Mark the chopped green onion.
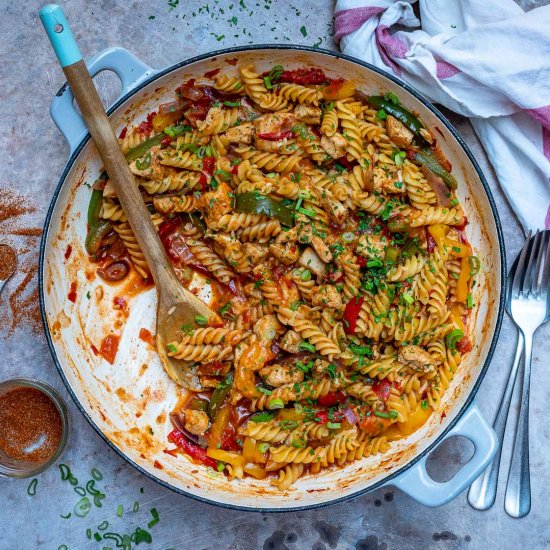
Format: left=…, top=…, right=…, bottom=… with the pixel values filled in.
left=167, top=343, right=177, bottom=354
left=258, top=387, right=273, bottom=395
left=263, top=76, right=272, bottom=90
left=298, top=341, right=316, bottom=353
left=93, top=493, right=106, bottom=508
left=402, top=293, right=414, bottom=304
left=74, top=486, right=86, bottom=497
left=257, top=442, right=270, bottom=453
left=217, top=462, right=226, bottom=472
left=250, top=411, right=276, bottom=422
left=327, top=422, right=341, bottom=429
left=421, top=400, right=429, bottom=410
left=86, top=528, right=92, bottom=539
left=164, top=124, right=192, bottom=137
left=291, top=438, right=307, bottom=448
left=135, top=151, right=152, bottom=170
left=223, top=100, right=241, bottom=108
left=342, top=232, right=355, bottom=243
left=58, top=546, right=68, bottom=550
left=349, top=343, right=372, bottom=356
left=389, top=410, right=399, bottom=419
left=74, top=497, right=92, bottom=518
left=466, top=293, right=474, bottom=309
left=268, top=398, right=285, bottom=410
left=148, top=518, right=160, bottom=529
left=374, top=411, right=391, bottom=418
left=133, top=501, right=139, bottom=513
left=94, top=532, right=102, bottom=542
left=367, top=259, right=383, bottom=268
left=91, top=468, right=103, bottom=481
left=290, top=300, right=302, bottom=311
left=278, top=420, right=299, bottom=430
left=194, top=314, right=208, bottom=326
left=27, top=478, right=38, bottom=496
left=98, top=521, right=109, bottom=531
left=117, top=504, right=123, bottom=517
left=68, top=475, right=78, bottom=486
left=446, top=329, right=464, bottom=350
left=59, top=464, right=71, bottom=481
left=60, top=513, right=72, bottom=519
left=297, top=207, right=317, bottom=218
left=300, top=25, right=307, bottom=37
left=469, top=255, right=481, bottom=276
left=376, top=109, right=387, bottom=120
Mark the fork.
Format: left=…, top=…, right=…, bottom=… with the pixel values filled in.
left=504, top=230, right=550, bottom=517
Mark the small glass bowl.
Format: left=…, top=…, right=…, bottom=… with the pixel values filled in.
left=0, top=378, right=71, bottom=478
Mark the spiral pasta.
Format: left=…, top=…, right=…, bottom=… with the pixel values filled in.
left=83, top=62, right=476, bottom=490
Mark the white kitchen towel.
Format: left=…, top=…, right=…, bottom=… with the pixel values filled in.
left=334, top=0, right=550, bottom=231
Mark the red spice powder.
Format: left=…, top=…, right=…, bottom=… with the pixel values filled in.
left=0, top=387, right=62, bottom=463
left=0, top=188, right=43, bottom=335
left=0, top=244, right=16, bottom=280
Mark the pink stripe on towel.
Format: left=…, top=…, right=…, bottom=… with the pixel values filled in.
left=334, top=6, right=384, bottom=42
left=527, top=105, right=550, bottom=131
left=545, top=204, right=550, bottom=229
left=436, top=59, right=461, bottom=79
left=375, top=25, right=408, bottom=75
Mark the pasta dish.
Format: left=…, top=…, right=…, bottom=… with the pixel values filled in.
left=84, top=63, right=479, bottom=490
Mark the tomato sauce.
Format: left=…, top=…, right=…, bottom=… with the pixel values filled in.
left=100, top=334, right=120, bottom=364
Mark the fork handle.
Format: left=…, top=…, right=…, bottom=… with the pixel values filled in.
left=467, top=331, right=524, bottom=510
left=504, top=328, right=533, bottom=518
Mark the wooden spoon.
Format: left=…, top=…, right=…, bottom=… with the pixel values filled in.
left=40, top=5, right=218, bottom=390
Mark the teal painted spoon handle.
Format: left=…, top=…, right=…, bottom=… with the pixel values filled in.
left=40, top=4, right=83, bottom=67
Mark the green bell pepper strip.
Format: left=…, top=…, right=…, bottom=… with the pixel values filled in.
left=85, top=220, right=112, bottom=255
left=125, top=133, right=164, bottom=162
left=208, top=372, right=234, bottom=421
left=384, top=244, right=401, bottom=264
left=87, top=189, right=103, bottom=228
left=368, top=96, right=426, bottom=139
left=401, top=238, right=421, bottom=258
left=415, top=148, right=458, bottom=190
left=387, top=218, right=409, bottom=233
left=235, top=192, right=294, bottom=227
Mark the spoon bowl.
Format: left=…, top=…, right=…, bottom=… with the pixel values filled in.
left=0, top=244, right=17, bottom=294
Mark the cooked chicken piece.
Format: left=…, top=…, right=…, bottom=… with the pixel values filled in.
left=243, top=282, right=263, bottom=301
left=269, top=240, right=300, bottom=265
left=184, top=409, right=210, bottom=436
left=311, top=285, right=344, bottom=310
left=199, top=182, right=234, bottom=226
left=294, top=104, right=322, bottom=125
left=356, top=233, right=388, bottom=259
left=129, top=146, right=166, bottom=181
left=224, top=123, right=254, bottom=144
left=298, top=247, right=327, bottom=277
left=311, top=236, right=333, bottom=263
left=386, top=115, right=414, bottom=149
left=242, top=242, right=269, bottom=264
left=419, top=128, right=435, bottom=145
left=372, top=164, right=405, bottom=195
left=102, top=178, right=117, bottom=199
left=320, top=132, right=347, bottom=159
left=280, top=330, right=302, bottom=353
left=259, top=363, right=304, bottom=387
left=255, top=136, right=296, bottom=153
left=319, top=188, right=347, bottom=224
left=254, top=112, right=296, bottom=135
left=254, top=314, right=284, bottom=341
left=199, top=376, right=221, bottom=389
left=398, top=345, right=435, bottom=373
left=313, top=358, right=331, bottom=374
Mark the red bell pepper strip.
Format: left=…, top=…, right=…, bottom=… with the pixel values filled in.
left=256, top=130, right=293, bottom=141
left=199, top=156, right=216, bottom=191
left=343, top=296, right=365, bottom=335
left=372, top=379, right=391, bottom=402
left=317, top=391, right=346, bottom=407
left=425, top=227, right=436, bottom=254
left=168, top=429, right=218, bottom=469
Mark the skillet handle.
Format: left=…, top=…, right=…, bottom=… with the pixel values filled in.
left=387, top=402, right=497, bottom=507
left=49, top=47, right=155, bottom=154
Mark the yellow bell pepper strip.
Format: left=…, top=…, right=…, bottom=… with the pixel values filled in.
left=455, top=256, right=471, bottom=303
left=208, top=405, right=230, bottom=449
left=427, top=224, right=450, bottom=248
left=445, top=238, right=471, bottom=258
left=449, top=303, right=465, bottom=331
left=206, top=448, right=245, bottom=468
left=235, top=341, right=275, bottom=399
left=243, top=463, right=267, bottom=479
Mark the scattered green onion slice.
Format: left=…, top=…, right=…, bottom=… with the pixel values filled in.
left=250, top=411, right=275, bottom=422
left=27, top=478, right=38, bottom=496
left=91, top=468, right=103, bottom=481
left=94, top=532, right=102, bottom=542
left=74, top=486, right=86, bottom=497
left=59, top=464, right=71, bottom=481
left=258, top=387, right=272, bottom=395
left=466, top=293, right=474, bottom=309
left=374, top=411, right=391, bottom=418
left=298, top=341, right=316, bottom=353
left=103, top=533, right=123, bottom=546
left=342, top=232, right=355, bottom=243
left=446, top=329, right=464, bottom=350
left=327, top=422, right=341, bottom=429
left=267, top=398, right=285, bottom=410
left=93, top=493, right=106, bottom=508
left=402, top=293, right=414, bottom=304
left=367, top=259, right=383, bottom=268
left=98, top=521, right=109, bottom=531
left=74, top=496, right=92, bottom=518
left=257, top=442, right=270, bottom=453
left=117, top=504, right=123, bottom=517
left=299, top=269, right=312, bottom=281
left=349, top=343, right=372, bottom=356
left=58, top=545, right=68, bottom=550
left=291, top=438, right=307, bottom=449
left=133, top=501, right=139, bottom=513
left=194, top=314, right=208, bottom=326
left=86, top=480, right=100, bottom=495
left=68, top=475, right=78, bottom=486
left=60, top=513, right=72, bottom=519
left=278, top=420, right=299, bottom=430
left=148, top=518, right=160, bottom=529
left=86, top=528, right=92, bottom=539
left=469, top=255, right=481, bottom=276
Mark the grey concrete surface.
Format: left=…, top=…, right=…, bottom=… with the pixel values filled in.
left=0, top=1, right=547, bottom=548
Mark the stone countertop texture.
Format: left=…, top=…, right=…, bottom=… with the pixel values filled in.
left=0, top=1, right=548, bottom=548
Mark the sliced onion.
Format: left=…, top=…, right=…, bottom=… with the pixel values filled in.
left=342, top=232, right=355, bottom=243
left=159, top=99, right=186, bottom=115
left=178, top=82, right=204, bottom=101
left=343, top=407, right=359, bottom=425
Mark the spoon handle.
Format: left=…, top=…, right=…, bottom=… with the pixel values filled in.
left=39, top=5, right=174, bottom=292
left=504, top=328, right=532, bottom=518
left=467, top=331, right=523, bottom=510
